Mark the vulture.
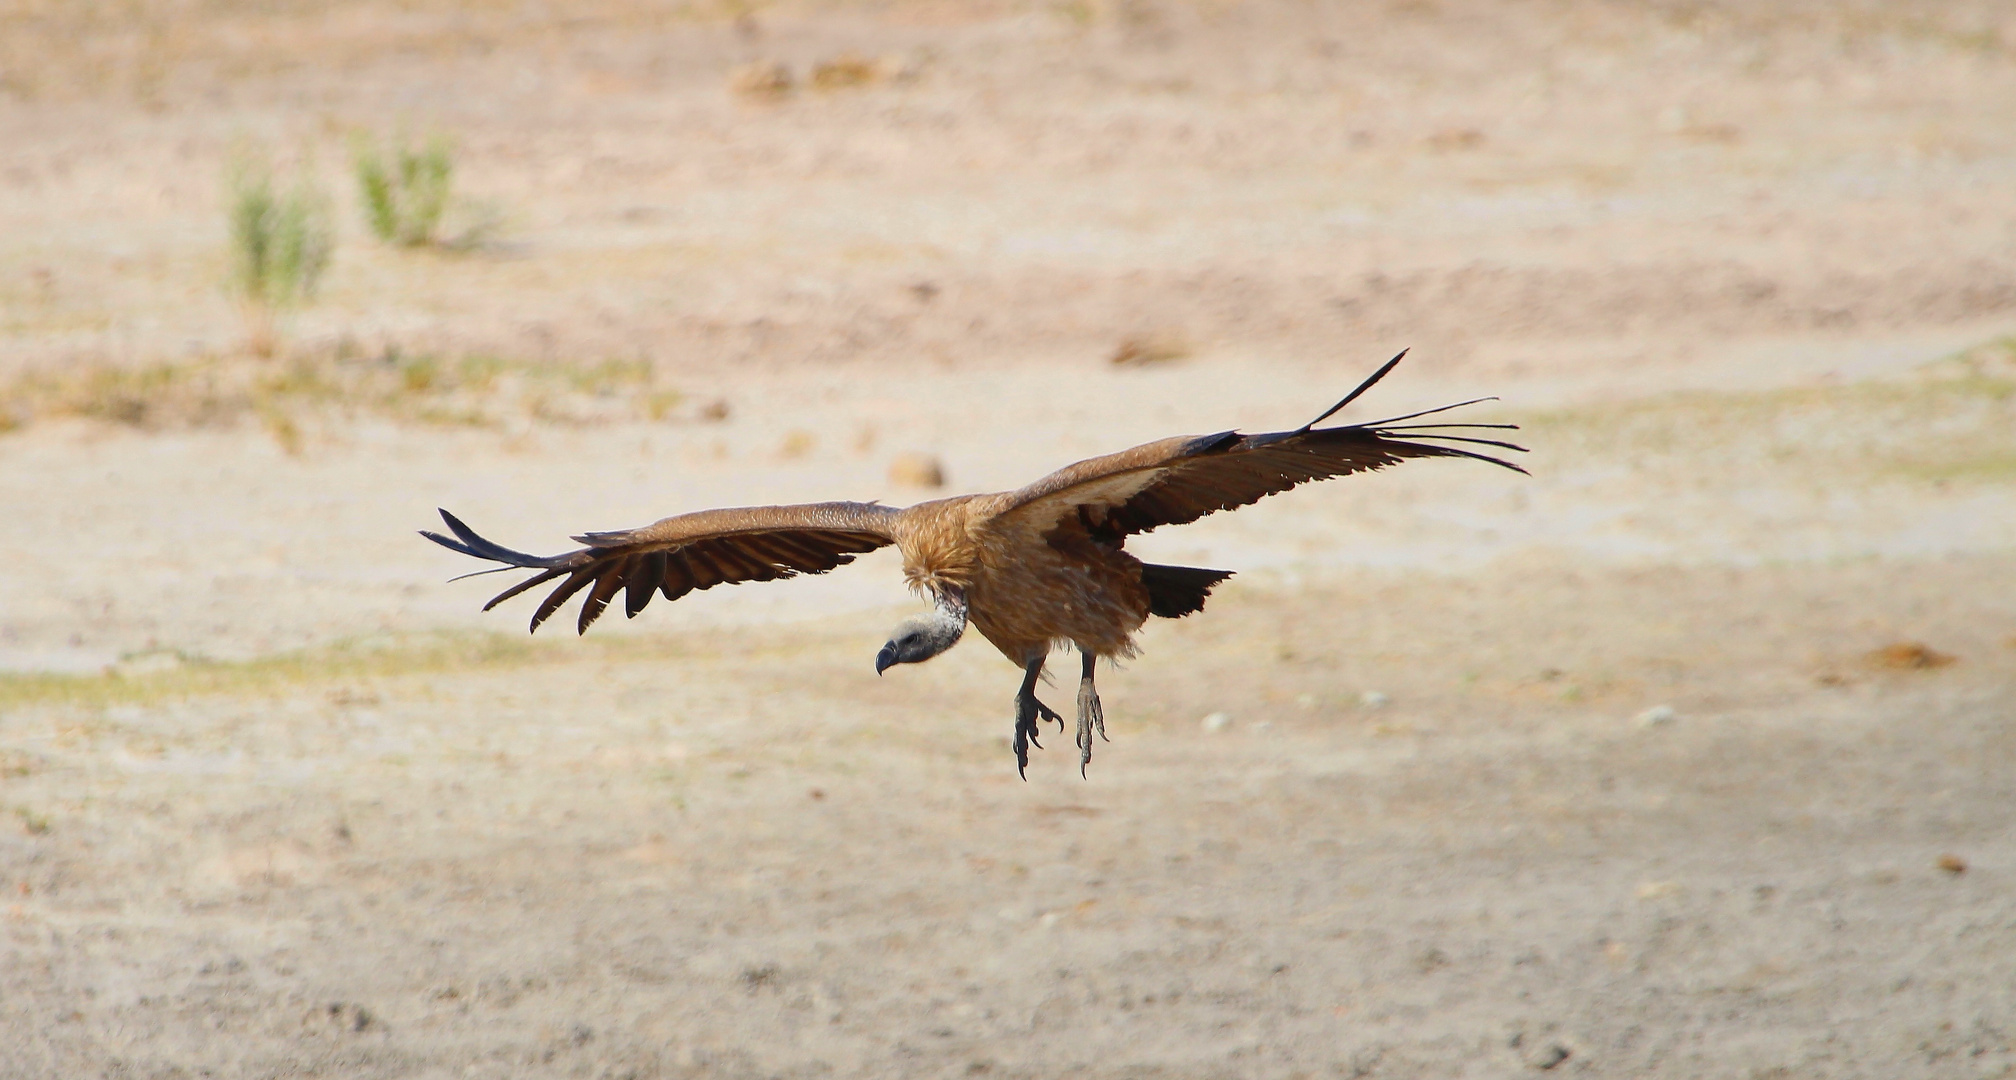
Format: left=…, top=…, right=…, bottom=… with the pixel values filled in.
left=422, top=352, right=1526, bottom=776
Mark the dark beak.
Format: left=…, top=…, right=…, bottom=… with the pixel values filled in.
left=875, top=643, right=897, bottom=675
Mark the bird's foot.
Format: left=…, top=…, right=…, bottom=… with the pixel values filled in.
left=1074, top=679, right=1107, bottom=777
left=1013, top=691, right=1065, bottom=779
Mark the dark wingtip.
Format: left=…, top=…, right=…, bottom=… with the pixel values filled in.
left=427, top=509, right=575, bottom=570
left=437, top=507, right=480, bottom=544
left=419, top=528, right=477, bottom=557
left=1297, top=348, right=1410, bottom=434
left=1427, top=444, right=1530, bottom=475
left=1360, top=396, right=1499, bottom=428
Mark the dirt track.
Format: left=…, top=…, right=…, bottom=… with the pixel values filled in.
left=3, top=2, right=2015, bottom=1077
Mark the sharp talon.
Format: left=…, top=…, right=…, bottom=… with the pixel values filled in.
left=1013, top=675, right=1062, bottom=775
left=1074, top=674, right=1106, bottom=775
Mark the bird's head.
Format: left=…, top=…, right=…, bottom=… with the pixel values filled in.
left=876, top=586, right=967, bottom=674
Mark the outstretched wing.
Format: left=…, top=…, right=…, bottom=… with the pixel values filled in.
left=992, top=351, right=1527, bottom=542
left=421, top=502, right=900, bottom=635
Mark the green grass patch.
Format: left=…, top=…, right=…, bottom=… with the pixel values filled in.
left=354, top=131, right=453, bottom=247
left=228, top=154, right=333, bottom=311
left=1516, top=367, right=2016, bottom=481
left=0, top=624, right=802, bottom=713
left=1522, top=370, right=2016, bottom=438
left=0, top=345, right=697, bottom=442
left=352, top=129, right=501, bottom=250
left=0, top=632, right=554, bottom=712
left=226, top=151, right=334, bottom=357
left=1885, top=450, right=2016, bottom=485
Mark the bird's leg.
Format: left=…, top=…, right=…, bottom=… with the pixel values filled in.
left=1075, top=647, right=1107, bottom=777
left=1013, top=655, right=1064, bottom=779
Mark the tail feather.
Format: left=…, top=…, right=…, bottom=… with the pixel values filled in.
left=1141, top=563, right=1234, bottom=619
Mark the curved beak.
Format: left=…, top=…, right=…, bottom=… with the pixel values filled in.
left=875, top=643, right=897, bottom=675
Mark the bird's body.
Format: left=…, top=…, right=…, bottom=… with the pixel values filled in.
left=895, top=491, right=1153, bottom=661
left=423, top=354, right=1525, bottom=775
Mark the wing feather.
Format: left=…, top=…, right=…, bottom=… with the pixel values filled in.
left=684, top=545, right=728, bottom=590
left=482, top=566, right=567, bottom=612
left=422, top=501, right=899, bottom=635
left=530, top=566, right=599, bottom=634
left=990, top=362, right=1526, bottom=543
left=577, top=557, right=633, bottom=634
left=659, top=556, right=696, bottom=602
left=626, top=551, right=667, bottom=618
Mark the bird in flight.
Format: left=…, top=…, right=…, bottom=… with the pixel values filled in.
left=422, top=352, right=1525, bottom=776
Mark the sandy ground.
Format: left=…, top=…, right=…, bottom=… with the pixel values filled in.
left=3, top=1, right=2016, bottom=1076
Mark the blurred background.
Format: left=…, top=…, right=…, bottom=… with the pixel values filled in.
left=2, top=1, right=2013, bottom=1076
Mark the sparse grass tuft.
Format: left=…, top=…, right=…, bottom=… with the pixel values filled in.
left=0, top=632, right=547, bottom=712
left=0, top=346, right=701, bottom=444
left=227, top=153, right=333, bottom=356
left=351, top=130, right=497, bottom=249
left=0, top=627, right=749, bottom=713
left=353, top=131, right=453, bottom=246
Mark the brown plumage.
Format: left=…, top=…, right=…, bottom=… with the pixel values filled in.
left=422, top=352, right=1526, bottom=776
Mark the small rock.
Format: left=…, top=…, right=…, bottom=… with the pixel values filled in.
left=1867, top=641, right=1954, bottom=670
left=809, top=53, right=884, bottom=90
left=318, top=1002, right=372, bottom=1032
left=1426, top=128, right=1486, bottom=152
left=1109, top=333, right=1189, bottom=367
left=1634, top=704, right=1677, bottom=728
left=1358, top=690, right=1390, bottom=709
left=1937, top=853, right=1968, bottom=875
left=888, top=451, right=946, bottom=488
left=1534, top=1043, right=1572, bottom=1070
left=778, top=430, right=814, bottom=459
left=728, top=60, right=792, bottom=99
left=1201, top=711, right=1233, bottom=733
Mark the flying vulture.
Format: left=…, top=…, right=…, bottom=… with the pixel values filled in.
left=422, top=352, right=1526, bottom=776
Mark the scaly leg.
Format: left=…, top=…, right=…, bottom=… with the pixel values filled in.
left=1075, top=647, right=1107, bottom=777
left=1013, top=656, right=1065, bottom=779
